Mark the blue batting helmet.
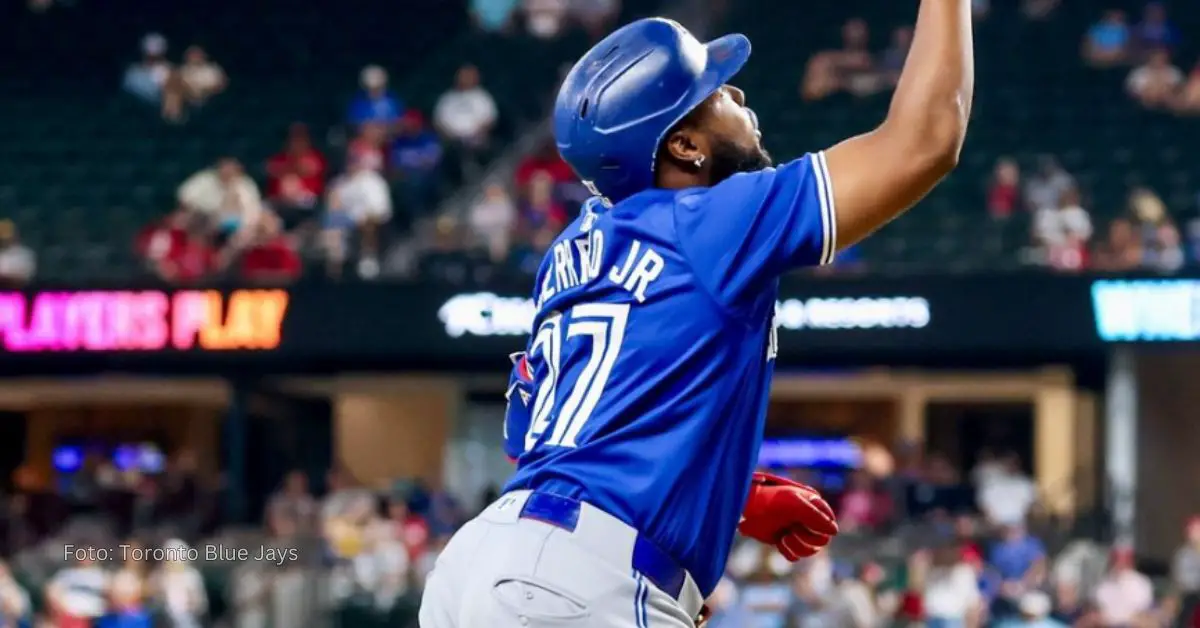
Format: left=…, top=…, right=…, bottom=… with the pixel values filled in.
left=553, top=18, right=751, bottom=203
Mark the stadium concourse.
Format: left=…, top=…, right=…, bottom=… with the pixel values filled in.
left=0, top=0, right=1197, bottom=627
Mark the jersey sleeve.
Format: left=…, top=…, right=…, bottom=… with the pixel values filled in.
left=674, top=152, right=837, bottom=309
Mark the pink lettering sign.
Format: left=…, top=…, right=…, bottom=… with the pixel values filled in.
left=0, top=291, right=172, bottom=353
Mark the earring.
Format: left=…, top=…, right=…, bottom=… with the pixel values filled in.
left=693, top=156, right=705, bottom=169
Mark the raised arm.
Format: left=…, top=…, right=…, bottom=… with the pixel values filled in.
left=824, top=0, right=975, bottom=248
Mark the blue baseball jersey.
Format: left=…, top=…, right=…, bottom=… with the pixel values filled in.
left=502, top=152, right=837, bottom=596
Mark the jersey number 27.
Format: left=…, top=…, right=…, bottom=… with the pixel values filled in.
left=525, top=303, right=630, bottom=452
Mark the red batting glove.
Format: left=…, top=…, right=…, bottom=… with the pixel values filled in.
left=738, top=471, right=838, bottom=561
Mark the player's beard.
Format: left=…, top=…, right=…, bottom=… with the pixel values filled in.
left=708, top=137, right=773, bottom=186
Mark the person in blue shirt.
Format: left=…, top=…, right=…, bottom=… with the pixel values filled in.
left=1134, top=3, right=1179, bottom=55
left=1084, top=10, right=1130, bottom=66
left=988, top=525, right=1047, bottom=620
left=347, top=65, right=403, bottom=129
left=421, top=8, right=974, bottom=627
left=389, top=110, right=443, bottom=215
left=471, top=0, right=519, bottom=32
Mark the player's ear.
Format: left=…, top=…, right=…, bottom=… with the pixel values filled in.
left=662, top=128, right=708, bottom=174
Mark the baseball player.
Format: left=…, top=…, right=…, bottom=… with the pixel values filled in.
left=421, top=4, right=974, bottom=626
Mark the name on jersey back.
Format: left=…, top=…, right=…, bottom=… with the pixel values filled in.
left=537, top=228, right=665, bottom=310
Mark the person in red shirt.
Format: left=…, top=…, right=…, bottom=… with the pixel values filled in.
left=135, top=209, right=216, bottom=283
left=240, top=212, right=302, bottom=283
left=987, top=158, right=1022, bottom=219
left=266, top=123, right=327, bottom=198
left=515, top=140, right=576, bottom=198
left=388, top=498, right=430, bottom=564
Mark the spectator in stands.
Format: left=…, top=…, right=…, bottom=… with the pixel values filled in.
left=988, top=525, right=1048, bottom=620
left=1023, top=156, right=1074, bottom=212
left=1093, top=218, right=1144, bottom=271
left=469, top=182, right=516, bottom=263
left=1034, top=186, right=1092, bottom=272
left=239, top=212, right=303, bottom=283
left=177, top=157, right=263, bottom=240
left=1130, top=186, right=1185, bottom=273
left=322, top=467, right=374, bottom=525
left=837, top=470, right=891, bottom=532
left=978, top=453, right=1037, bottom=528
left=0, top=563, right=29, bottom=628
left=348, top=65, right=404, bottom=129
left=267, top=470, right=318, bottom=533
left=913, top=545, right=984, bottom=628
left=389, top=110, right=443, bottom=216
left=880, top=26, right=913, bottom=87
left=0, top=220, right=35, bottom=287
left=1082, top=10, right=1131, bottom=67
left=1176, top=517, right=1200, bottom=627
left=988, top=158, right=1023, bottom=219
left=1152, top=222, right=1185, bottom=273
left=972, top=449, right=1006, bottom=488
left=522, top=0, right=568, bottom=39
left=802, top=19, right=882, bottom=101
left=136, top=210, right=216, bottom=283
left=1133, top=2, right=1179, bottom=57
left=110, top=544, right=152, bottom=628
left=833, top=561, right=894, bottom=628
left=348, top=121, right=388, bottom=174
left=178, top=45, right=227, bottom=107
left=47, top=552, right=108, bottom=626
left=326, top=152, right=392, bottom=278
left=123, top=33, right=186, bottom=122
left=155, top=539, right=208, bottom=628
left=515, top=140, right=576, bottom=200
left=1173, top=61, right=1200, bottom=114
left=1126, top=49, right=1183, bottom=110
left=520, top=171, right=568, bottom=234
left=572, top=0, right=620, bottom=40
left=1090, top=546, right=1154, bottom=627
left=269, top=174, right=321, bottom=238
left=434, top=64, right=498, bottom=170
left=267, top=123, right=327, bottom=201
left=471, top=0, right=519, bottom=32
left=385, top=497, right=429, bottom=565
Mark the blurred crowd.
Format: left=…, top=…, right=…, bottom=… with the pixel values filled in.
left=108, top=0, right=621, bottom=287
left=13, top=0, right=1200, bottom=286
left=0, top=448, right=484, bottom=627
left=706, top=446, right=1200, bottom=628
left=799, top=3, right=1200, bottom=278
left=6, top=440, right=1200, bottom=627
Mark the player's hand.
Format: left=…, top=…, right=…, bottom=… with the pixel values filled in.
left=738, top=471, right=838, bottom=561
